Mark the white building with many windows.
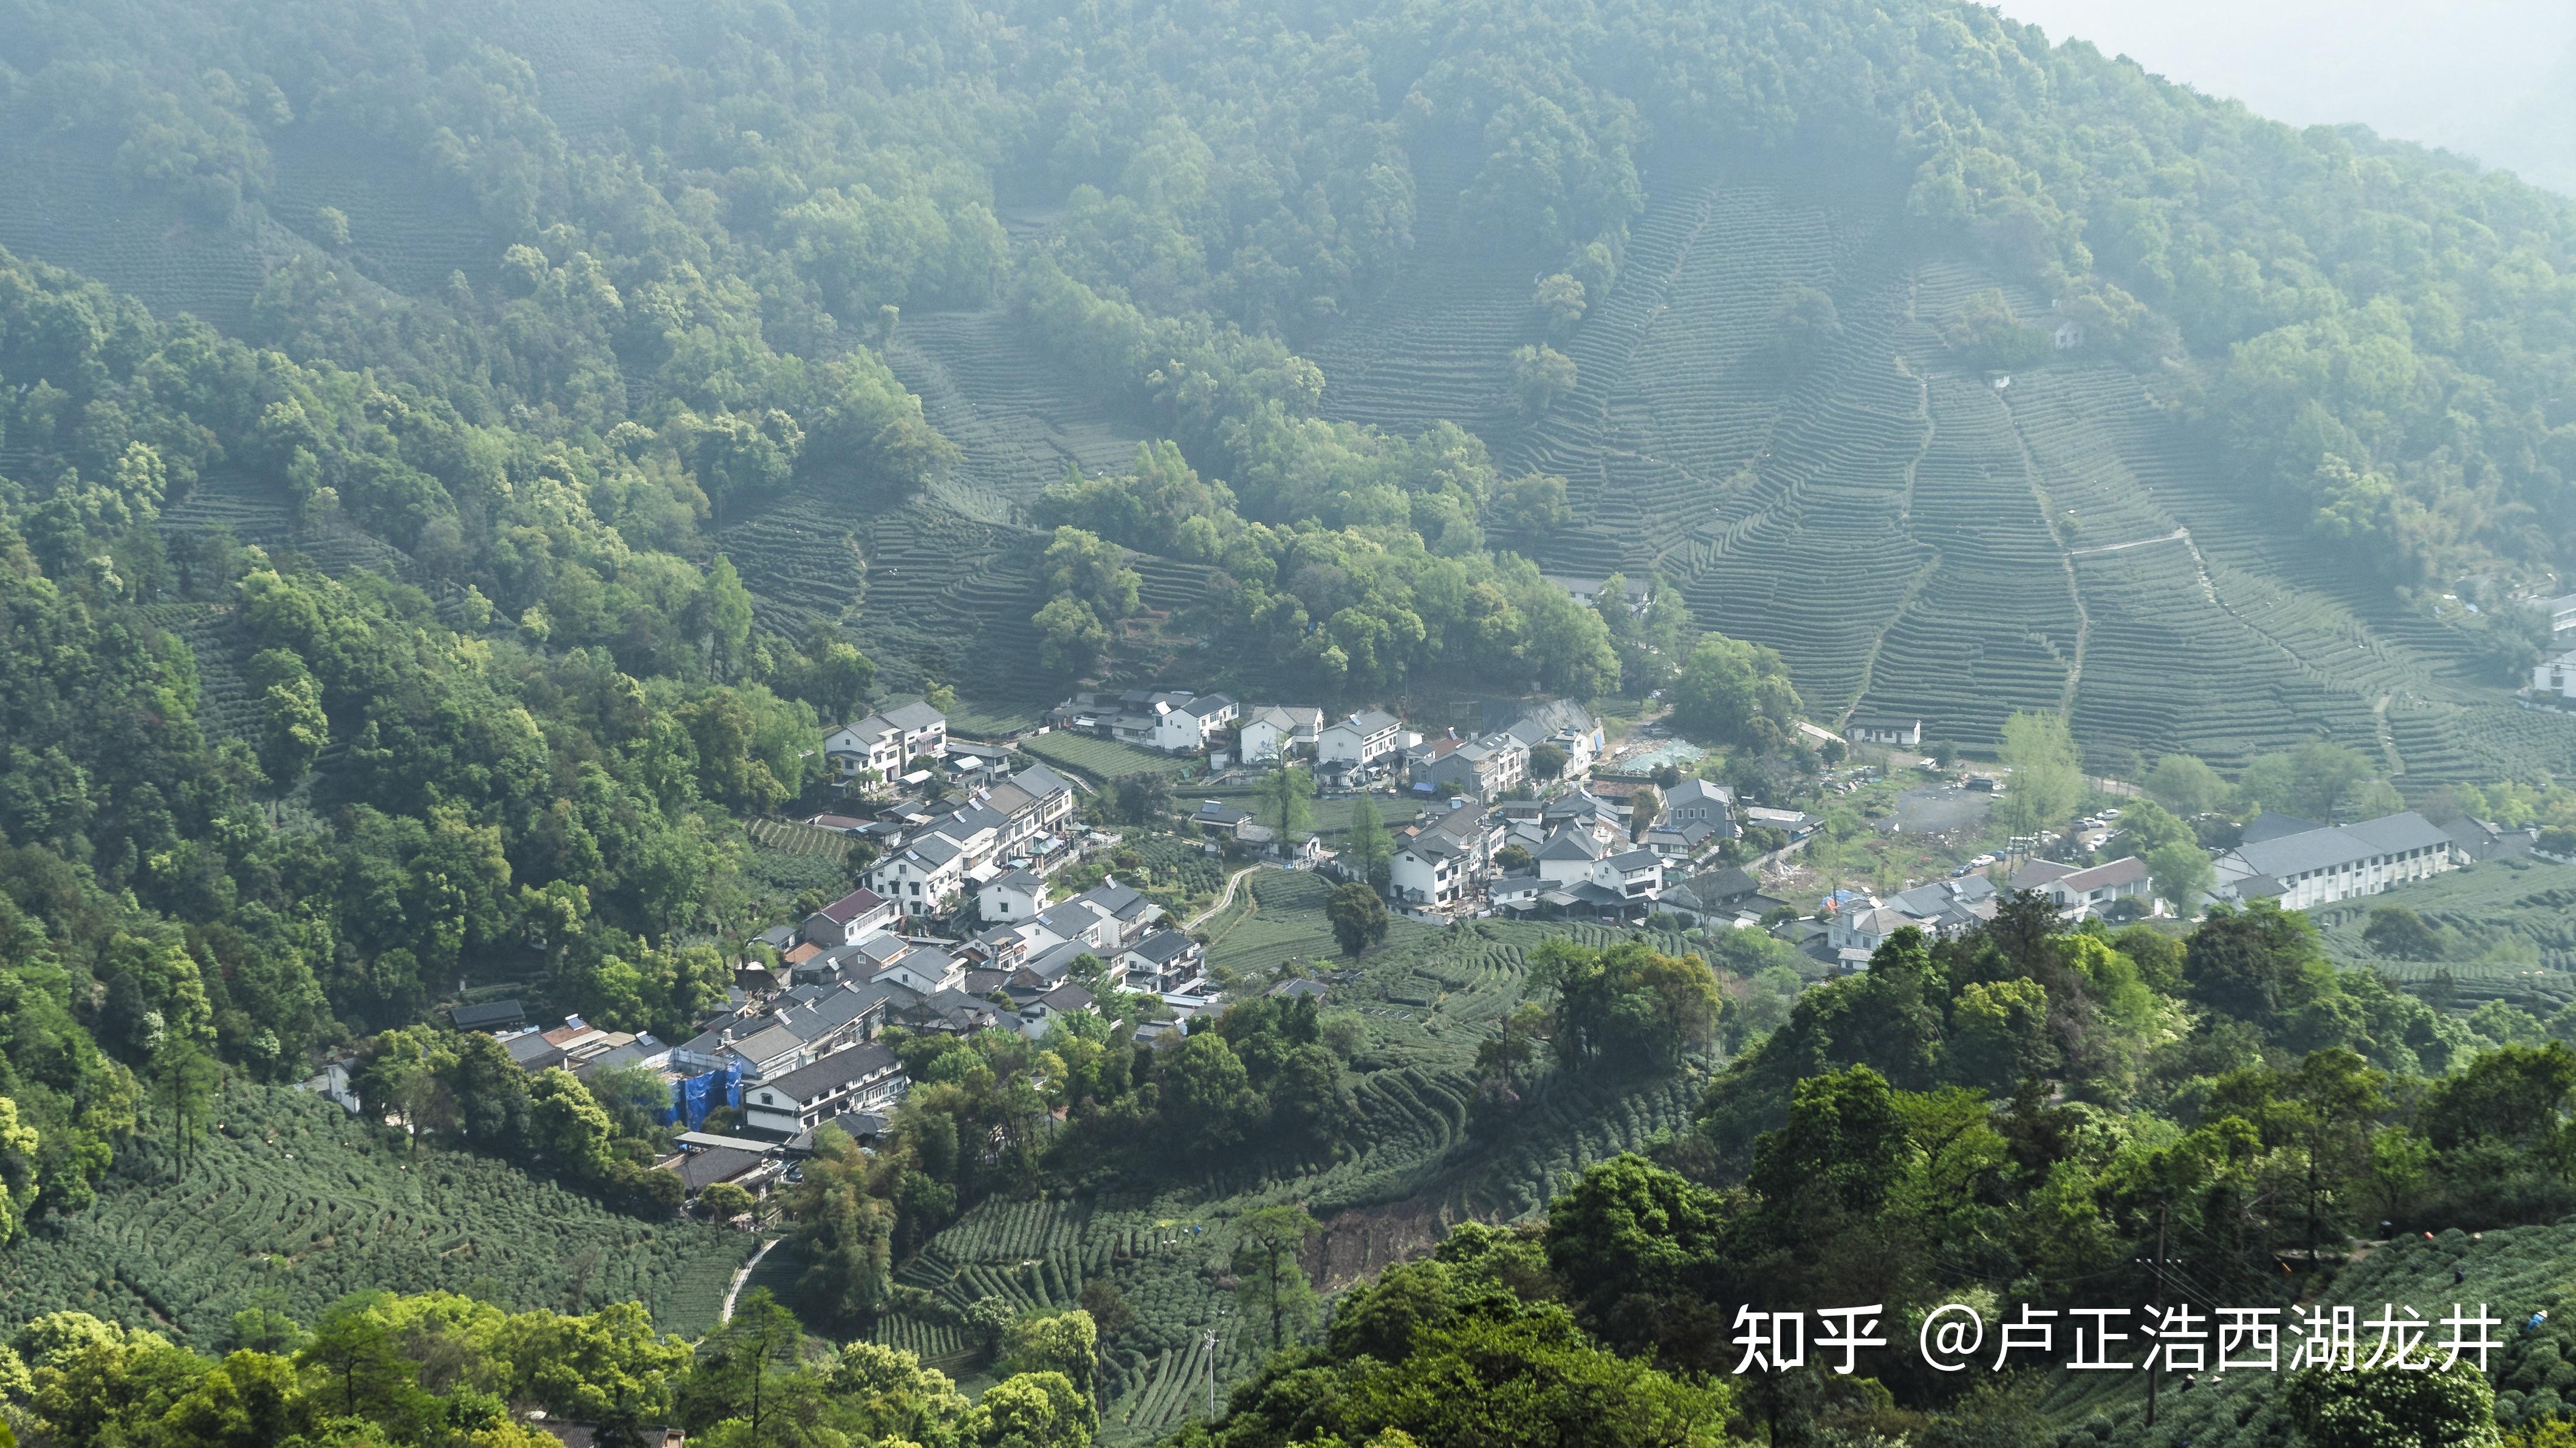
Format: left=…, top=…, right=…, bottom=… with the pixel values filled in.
left=821, top=702, right=948, bottom=781
left=2213, top=811, right=2458, bottom=910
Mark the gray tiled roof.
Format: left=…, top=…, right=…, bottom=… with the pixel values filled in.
left=1076, top=883, right=1151, bottom=920
left=2343, top=811, right=2453, bottom=855
left=1536, top=828, right=1605, bottom=861
left=882, top=700, right=947, bottom=731
left=725, top=1023, right=805, bottom=1066
left=2232, top=812, right=2448, bottom=879
left=671, top=1146, right=767, bottom=1193
left=1126, top=931, right=1199, bottom=964
left=2239, top=811, right=2326, bottom=845
left=756, top=1042, right=900, bottom=1104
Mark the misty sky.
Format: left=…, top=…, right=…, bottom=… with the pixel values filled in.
left=1993, top=0, right=2576, bottom=194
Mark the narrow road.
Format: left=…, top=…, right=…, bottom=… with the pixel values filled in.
left=722, top=1236, right=784, bottom=1322
left=1187, top=864, right=1262, bottom=931
left=2068, top=526, right=2190, bottom=557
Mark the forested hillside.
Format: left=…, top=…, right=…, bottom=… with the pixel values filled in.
left=0, top=0, right=2572, bottom=768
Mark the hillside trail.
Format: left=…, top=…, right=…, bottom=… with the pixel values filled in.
left=722, top=1236, right=784, bottom=1322
left=1187, top=864, right=1263, bottom=930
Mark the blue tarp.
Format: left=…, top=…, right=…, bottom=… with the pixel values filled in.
left=668, top=1063, right=746, bottom=1129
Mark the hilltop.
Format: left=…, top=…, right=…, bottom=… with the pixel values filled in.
left=0, top=0, right=2571, bottom=778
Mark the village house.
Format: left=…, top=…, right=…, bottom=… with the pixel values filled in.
left=1541, top=790, right=1628, bottom=847
left=1843, top=714, right=1924, bottom=748
left=1482, top=698, right=1605, bottom=777
left=1827, top=904, right=1914, bottom=957
left=1404, top=730, right=1529, bottom=797
left=1236, top=705, right=1325, bottom=762
left=2535, top=647, right=2576, bottom=702
left=1016, top=983, right=1098, bottom=1039
left=1654, top=867, right=1780, bottom=927
left=1388, top=797, right=1501, bottom=914
left=742, top=1041, right=907, bottom=1136
left=1023, top=882, right=1163, bottom=955
left=1118, top=930, right=1205, bottom=993
left=1048, top=689, right=1235, bottom=752
left=660, top=1142, right=778, bottom=1200
left=801, top=887, right=896, bottom=948
left=2212, top=811, right=2457, bottom=910
left=1518, top=822, right=1663, bottom=909
left=1885, top=874, right=2001, bottom=935
left=976, top=869, right=1050, bottom=923
left=821, top=701, right=948, bottom=782
left=1153, top=693, right=1238, bottom=753
left=869, top=833, right=970, bottom=916
left=1319, top=708, right=1405, bottom=767
left=866, top=941, right=965, bottom=996
left=1660, top=778, right=1735, bottom=832
left=1191, top=799, right=1257, bottom=839
left=979, top=762, right=1079, bottom=855
left=770, top=980, right=895, bottom=1056
left=1542, top=574, right=1651, bottom=615
left=2012, top=856, right=2151, bottom=915
left=680, top=1018, right=807, bottom=1079
left=1643, top=816, right=1727, bottom=870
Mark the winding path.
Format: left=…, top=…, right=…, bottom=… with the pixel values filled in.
left=721, top=1236, right=784, bottom=1323
left=1187, top=864, right=1263, bottom=931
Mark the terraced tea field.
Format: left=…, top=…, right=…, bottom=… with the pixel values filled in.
left=1284, top=157, right=2576, bottom=773
left=847, top=895, right=1721, bottom=1440
left=2311, top=856, right=2576, bottom=989
left=2046, top=1220, right=2576, bottom=1438
left=266, top=126, right=501, bottom=296
left=882, top=309, right=1155, bottom=522
left=0, top=127, right=278, bottom=332
left=747, top=818, right=857, bottom=862
left=0, top=1085, right=752, bottom=1345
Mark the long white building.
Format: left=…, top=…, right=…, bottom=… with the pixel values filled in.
left=2212, top=811, right=2457, bottom=910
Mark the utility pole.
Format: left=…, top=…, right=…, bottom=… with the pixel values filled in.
left=1204, top=1328, right=1219, bottom=1419
left=2146, top=1203, right=2169, bottom=1429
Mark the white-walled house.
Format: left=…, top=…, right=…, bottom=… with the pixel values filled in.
left=1151, top=694, right=1239, bottom=753
left=976, top=869, right=1050, bottom=923
left=1320, top=709, right=1404, bottom=765
left=1118, top=931, right=1205, bottom=992
left=868, top=834, right=968, bottom=916
left=1534, top=825, right=1607, bottom=886
left=801, top=888, right=897, bottom=948
left=1391, top=833, right=1475, bottom=911
left=1238, top=705, right=1325, bottom=762
left=2537, top=648, right=2576, bottom=701
left=822, top=702, right=948, bottom=781
left=1843, top=714, right=1923, bottom=747
left=2011, top=856, right=2150, bottom=914
left=1827, top=904, right=1913, bottom=955
left=1484, top=698, right=1605, bottom=777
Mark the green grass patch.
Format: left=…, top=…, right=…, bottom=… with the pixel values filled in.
left=1022, top=732, right=1195, bottom=782
left=947, top=698, right=1043, bottom=739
